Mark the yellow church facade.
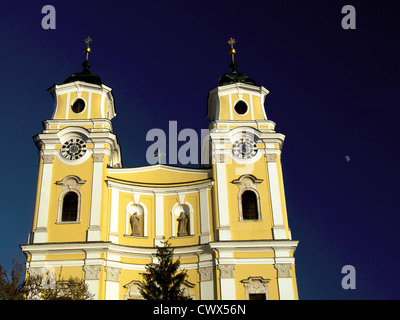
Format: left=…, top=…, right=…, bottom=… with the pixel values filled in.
left=21, top=39, right=299, bottom=300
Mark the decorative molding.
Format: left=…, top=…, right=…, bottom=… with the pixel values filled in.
left=83, top=265, right=101, bottom=280
left=198, top=266, right=214, bottom=281
left=27, top=267, right=42, bottom=277
left=265, top=153, right=277, bottom=162
left=241, top=276, right=270, bottom=300
left=105, top=267, right=121, bottom=282
left=213, top=154, right=226, bottom=164
left=55, top=176, right=85, bottom=223
left=232, top=174, right=263, bottom=190
left=123, top=280, right=143, bottom=300
left=92, top=153, right=105, bottom=162
left=181, top=280, right=196, bottom=300
left=42, top=155, right=55, bottom=164
left=56, top=175, right=86, bottom=192
left=218, top=264, right=235, bottom=278
left=275, top=264, right=292, bottom=278
left=232, top=174, right=262, bottom=221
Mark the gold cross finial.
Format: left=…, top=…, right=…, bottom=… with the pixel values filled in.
left=154, top=149, right=166, bottom=164
left=228, top=37, right=236, bottom=63
left=84, top=36, right=93, bottom=61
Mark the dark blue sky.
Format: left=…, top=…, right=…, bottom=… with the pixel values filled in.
left=0, top=0, right=399, bottom=299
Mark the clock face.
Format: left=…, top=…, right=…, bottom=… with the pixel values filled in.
left=61, top=138, right=87, bottom=160
left=232, top=138, right=258, bottom=159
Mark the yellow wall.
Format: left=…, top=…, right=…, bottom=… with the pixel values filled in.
left=234, top=264, right=279, bottom=300
left=46, top=157, right=94, bottom=242
left=53, top=92, right=104, bottom=120
left=223, top=157, right=274, bottom=240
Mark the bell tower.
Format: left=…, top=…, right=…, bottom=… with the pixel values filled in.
left=207, top=38, right=298, bottom=299
left=29, top=37, right=121, bottom=244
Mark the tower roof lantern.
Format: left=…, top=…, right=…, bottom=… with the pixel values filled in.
left=63, top=36, right=102, bottom=85
left=218, top=37, right=256, bottom=87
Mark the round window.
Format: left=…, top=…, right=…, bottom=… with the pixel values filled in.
left=234, top=101, right=248, bottom=115
left=71, top=98, right=86, bottom=114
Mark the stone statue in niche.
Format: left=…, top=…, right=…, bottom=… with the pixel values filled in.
left=130, top=212, right=140, bottom=236
left=177, top=211, right=188, bottom=237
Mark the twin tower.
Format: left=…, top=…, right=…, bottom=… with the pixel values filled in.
left=21, top=39, right=299, bottom=300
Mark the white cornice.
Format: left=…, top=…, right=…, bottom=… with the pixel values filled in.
left=106, top=178, right=214, bottom=195
left=208, top=83, right=269, bottom=97
left=21, top=241, right=213, bottom=262
left=209, top=240, right=299, bottom=252
left=48, top=81, right=113, bottom=95
left=108, top=164, right=212, bottom=175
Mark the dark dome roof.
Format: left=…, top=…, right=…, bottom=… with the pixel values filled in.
left=218, top=62, right=256, bottom=86
left=63, top=60, right=102, bottom=85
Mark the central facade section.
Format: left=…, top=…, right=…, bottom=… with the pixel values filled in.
left=21, top=40, right=299, bottom=300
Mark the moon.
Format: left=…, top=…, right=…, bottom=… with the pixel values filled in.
left=345, top=155, right=351, bottom=162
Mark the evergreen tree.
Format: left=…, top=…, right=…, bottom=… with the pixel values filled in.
left=140, top=239, right=189, bottom=300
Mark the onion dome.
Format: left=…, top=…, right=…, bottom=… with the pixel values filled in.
left=63, top=37, right=102, bottom=85
left=218, top=38, right=256, bottom=86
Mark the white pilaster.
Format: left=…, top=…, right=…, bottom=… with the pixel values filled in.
left=198, top=266, right=215, bottom=300
left=275, top=264, right=295, bottom=300
left=87, top=153, right=104, bottom=241
left=218, top=264, right=236, bottom=300
left=83, top=265, right=101, bottom=300
left=154, top=193, right=164, bottom=246
left=33, top=154, right=54, bottom=243
left=199, top=189, right=211, bottom=244
left=109, top=188, right=119, bottom=244
left=105, top=267, right=121, bottom=300
left=214, top=155, right=231, bottom=240
left=266, top=154, right=287, bottom=239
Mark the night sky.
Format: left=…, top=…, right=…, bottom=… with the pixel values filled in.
left=0, top=0, right=399, bottom=299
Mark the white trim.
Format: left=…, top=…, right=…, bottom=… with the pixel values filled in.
left=100, top=90, right=105, bottom=118
left=154, top=194, right=164, bottom=246
left=220, top=278, right=236, bottom=299
left=87, top=155, right=104, bottom=241
left=108, top=164, right=212, bottom=175
left=267, top=160, right=286, bottom=239
left=65, top=92, right=70, bottom=119
left=228, top=93, right=233, bottom=120
left=109, top=188, right=119, bottom=243
left=87, top=92, right=92, bottom=118
left=215, top=159, right=231, bottom=240
left=249, top=94, right=254, bottom=120
left=209, top=119, right=277, bottom=132
left=199, top=189, right=211, bottom=244
left=277, top=278, right=295, bottom=300
left=105, top=280, right=120, bottom=300
left=33, top=155, right=54, bottom=243
left=105, top=179, right=213, bottom=196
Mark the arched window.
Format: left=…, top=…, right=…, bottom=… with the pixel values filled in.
left=56, top=176, right=85, bottom=223
left=61, top=192, right=78, bottom=222
left=242, top=190, right=259, bottom=220
left=232, top=175, right=262, bottom=221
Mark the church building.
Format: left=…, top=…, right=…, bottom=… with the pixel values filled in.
left=21, top=38, right=299, bottom=300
